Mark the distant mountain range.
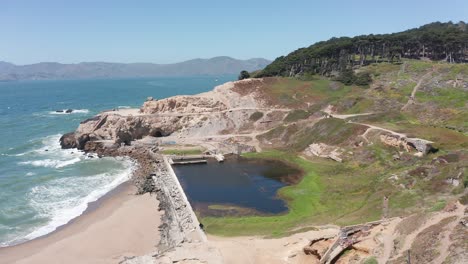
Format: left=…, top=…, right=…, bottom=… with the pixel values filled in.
left=0, top=57, right=271, bottom=81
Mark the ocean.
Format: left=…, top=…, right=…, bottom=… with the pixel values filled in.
left=0, top=75, right=235, bottom=246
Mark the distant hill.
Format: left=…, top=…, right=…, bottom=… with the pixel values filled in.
left=259, top=21, right=468, bottom=78
left=0, top=57, right=271, bottom=81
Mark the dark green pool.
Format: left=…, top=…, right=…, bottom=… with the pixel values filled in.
left=172, top=156, right=302, bottom=216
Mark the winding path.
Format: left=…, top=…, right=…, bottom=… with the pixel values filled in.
left=106, top=107, right=291, bottom=118
left=401, top=67, right=435, bottom=111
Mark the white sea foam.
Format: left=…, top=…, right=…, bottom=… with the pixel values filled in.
left=48, top=109, right=89, bottom=115
left=22, top=159, right=134, bottom=242
left=118, top=106, right=131, bottom=109
left=1, top=152, right=28, bottom=157
left=2, top=133, right=134, bottom=246
left=18, top=134, right=84, bottom=168
left=20, top=157, right=81, bottom=169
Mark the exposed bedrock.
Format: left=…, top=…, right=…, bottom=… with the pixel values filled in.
left=379, top=133, right=437, bottom=155
left=59, top=132, right=90, bottom=149
left=59, top=79, right=273, bottom=151
left=60, top=114, right=177, bottom=150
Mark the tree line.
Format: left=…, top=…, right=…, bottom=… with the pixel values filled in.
left=257, top=21, right=468, bottom=82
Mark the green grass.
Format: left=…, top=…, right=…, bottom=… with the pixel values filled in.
left=284, top=109, right=310, bottom=122
left=199, top=62, right=468, bottom=237
left=257, top=125, right=286, bottom=141
left=363, top=257, right=378, bottom=264
left=360, top=118, right=468, bottom=150
left=265, top=77, right=358, bottom=107
left=201, top=151, right=385, bottom=237
left=290, top=118, right=366, bottom=151
left=364, top=62, right=401, bottom=76
left=416, top=88, right=468, bottom=108
left=201, top=151, right=324, bottom=237
left=406, top=60, right=433, bottom=73
left=439, top=63, right=468, bottom=81
left=343, top=98, right=374, bottom=114
left=429, top=199, right=447, bottom=212
left=161, top=148, right=203, bottom=155
left=388, top=190, right=424, bottom=215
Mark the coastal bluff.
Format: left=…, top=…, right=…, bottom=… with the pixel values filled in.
left=59, top=78, right=279, bottom=153
left=57, top=68, right=466, bottom=263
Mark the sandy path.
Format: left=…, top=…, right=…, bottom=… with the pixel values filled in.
left=0, top=184, right=162, bottom=264
left=390, top=202, right=464, bottom=262
left=106, top=107, right=291, bottom=118
left=432, top=218, right=459, bottom=264
left=208, top=228, right=339, bottom=264
left=401, top=67, right=434, bottom=110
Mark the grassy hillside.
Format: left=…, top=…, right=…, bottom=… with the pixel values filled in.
left=257, top=22, right=468, bottom=83
left=203, top=60, right=468, bottom=237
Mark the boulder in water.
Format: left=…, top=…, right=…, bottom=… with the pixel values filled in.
left=65, top=109, right=73, bottom=113
left=60, top=132, right=78, bottom=149
left=59, top=132, right=90, bottom=150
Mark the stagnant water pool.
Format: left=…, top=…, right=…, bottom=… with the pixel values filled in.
left=172, top=156, right=302, bottom=217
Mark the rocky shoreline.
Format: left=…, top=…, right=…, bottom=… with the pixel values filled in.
left=56, top=77, right=468, bottom=263
left=60, top=130, right=210, bottom=263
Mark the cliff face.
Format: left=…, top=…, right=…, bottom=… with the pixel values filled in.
left=60, top=79, right=281, bottom=151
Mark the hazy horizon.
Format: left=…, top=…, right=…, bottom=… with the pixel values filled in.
left=2, top=0, right=467, bottom=65
left=0, top=56, right=271, bottom=66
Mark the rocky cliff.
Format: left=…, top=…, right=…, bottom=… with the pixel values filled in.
left=60, top=79, right=283, bottom=153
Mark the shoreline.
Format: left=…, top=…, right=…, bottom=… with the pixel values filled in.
left=0, top=181, right=162, bottom=264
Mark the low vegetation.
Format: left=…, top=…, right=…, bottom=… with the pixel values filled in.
left=202, top=59, right=468, bottom=237
left=202, top=151, right=386, bottom=236
left=249, top=111, right=264, bottom=121
left=283, top=109, right=310, bottom=122
left=161, top=148, right=204, bottom=155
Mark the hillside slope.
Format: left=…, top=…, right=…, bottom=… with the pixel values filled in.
left=259, top=21, right=468, bottom=78
left=60, top=59, right=467, bottom=263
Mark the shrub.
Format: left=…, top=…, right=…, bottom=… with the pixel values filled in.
left=249, top=111, right=264, bottom=121
left=354, top=72, right=372, bottom=86
left=335, top=70, right=372, bottom=86
left=336, top=69, right=356, bottom=85
left=238, top=70, right=250, bottom=80
left=363, top=257, right=378, bottom=264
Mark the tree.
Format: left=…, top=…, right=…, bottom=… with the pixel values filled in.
left=354, top=72, right=372, bottom=86
left=238, top=70, right=250, bottom=80
left=336, top=69, right=355, bottom=85
left=260, top=21, right=468, bottom=78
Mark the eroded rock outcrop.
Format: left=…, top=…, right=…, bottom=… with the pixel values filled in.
left=304, top=143, right=343, bottom=162
left=60, top=79, right=273, bottom=152
left=379, top=133, right=436, bottom=155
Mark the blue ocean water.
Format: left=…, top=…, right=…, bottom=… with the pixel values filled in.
left=0, top=76, right=234, bottom=246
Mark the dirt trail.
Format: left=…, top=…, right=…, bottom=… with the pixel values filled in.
left=432, top=218, right=459, bottom=264
left=380, top=230, right=397, bottom=264
left=107, top=107, right=291, bottom=118
left=323, top=106, right=435, bottom=145
left=397, top=61, right=407, bottom=77
left=323, top=107, right=409, bottom=140
left=351, top=122, right=407, bottom=138
left=327, top=112, right=374, bottom=119
left=389, top=202, right=464, bottom=262
left=401, top=67, right=435, bottom=111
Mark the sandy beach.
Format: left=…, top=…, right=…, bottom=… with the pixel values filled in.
left=0, top=182, right=162, bottom=264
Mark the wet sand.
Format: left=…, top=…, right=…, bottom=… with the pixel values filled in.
left=0, top=182, right=162, bottom=264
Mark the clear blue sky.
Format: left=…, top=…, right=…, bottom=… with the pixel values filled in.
left=2, top=0, right=467, bottom=65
